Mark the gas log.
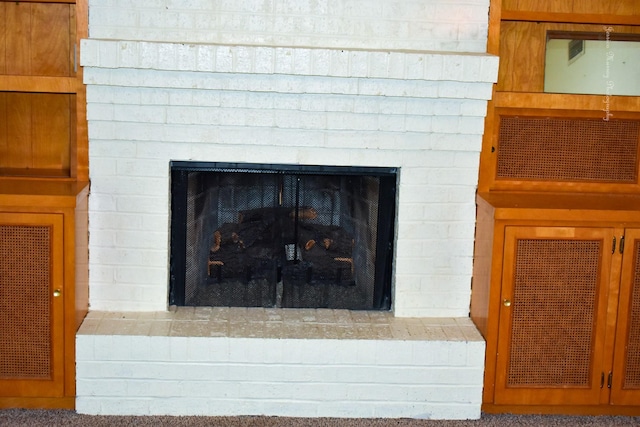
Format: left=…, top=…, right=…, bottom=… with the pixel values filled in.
left=208, top=206, right=354, bottom=284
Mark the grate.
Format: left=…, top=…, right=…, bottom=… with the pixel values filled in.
left=0, top=225, right=52, bottom=379
left=624, top=241, right=640, bottom=389
left=507, top=239, right=599, bottom=387
left=497, top=117, right=639, bottom=183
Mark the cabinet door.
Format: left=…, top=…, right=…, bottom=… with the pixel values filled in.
left=611, top=228, right=640, bottom=405
left=0, top=213, right=65, bottom=397
left=494, top=226, right=612, bottom=405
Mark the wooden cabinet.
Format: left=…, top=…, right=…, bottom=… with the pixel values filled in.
left=474, top=1, right=640, bottom=414
left=612, top=228, right=640, bottom=406
left=0, top=181, right=88, bottom=408
left=0, top=212, right=66, bottom=398
left=0, top=0, right=89, bottom=409
left=472, top=192, right=640, bottom=415
left=0, top=0, right=87, bottom=180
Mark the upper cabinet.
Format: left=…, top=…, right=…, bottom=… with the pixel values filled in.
left=478, top=0, right=640, bottom=194
left=0, top=0, right=87, bottom=181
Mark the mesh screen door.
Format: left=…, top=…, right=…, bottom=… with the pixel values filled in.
left=623, top=240, right=640, bottom=389
left=611, top=230, right=640, bottom=405
left=497, top=117, right=640, bottom=183
left=0, top=213, right=65, bottom=397
left=495, top=226, right=611, bottom=406
left=170, top=162, right=396, bottom=310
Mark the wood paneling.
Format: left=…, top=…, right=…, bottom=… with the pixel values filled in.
left=0, top=93, right=72, bottom=176
left=1, top=2, right=72, bottom=77
left=503, top=0, right=640, bottom=16
left=498, top=22, right=640, bottom=93
left=497, top=21, right=546, bottom=92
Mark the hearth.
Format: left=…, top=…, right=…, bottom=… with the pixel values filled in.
left=169, top=161, right=396, bottom=310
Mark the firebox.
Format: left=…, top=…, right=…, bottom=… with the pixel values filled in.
left=169, top=161, right=397, bottom=310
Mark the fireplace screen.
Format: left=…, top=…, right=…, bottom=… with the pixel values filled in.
left=169, top=162, right=396, bottom=310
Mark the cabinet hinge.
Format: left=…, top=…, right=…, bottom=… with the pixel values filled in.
left=620, top=235, right=625, bottom=254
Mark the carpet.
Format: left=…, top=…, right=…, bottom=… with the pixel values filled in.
left=1, top=410, right=639, bottom=427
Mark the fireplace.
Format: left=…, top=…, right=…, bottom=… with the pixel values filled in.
left=169, top=161, right=397, bottom=310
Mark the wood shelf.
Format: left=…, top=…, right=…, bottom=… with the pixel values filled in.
left=493, top=92, right=640, bottom=115
left=0, top=76, right=78, bottom=94
left=501, top=11, right=640, bottom=26
left=0, top=179, right=89, bottom=208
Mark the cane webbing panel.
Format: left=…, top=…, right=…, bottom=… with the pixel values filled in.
left=497, top=117, right=639, bottom=183
left=507, top=239, right=600, bottom=387
left=624, top=241, right=640, bottom=389
left=0, top=225, right=52, bottom=379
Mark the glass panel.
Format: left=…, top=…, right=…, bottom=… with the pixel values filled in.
left=544, top=31, right=640, bottom=96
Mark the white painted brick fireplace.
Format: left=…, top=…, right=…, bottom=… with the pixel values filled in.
left=75, top=0, right=498, bottom=419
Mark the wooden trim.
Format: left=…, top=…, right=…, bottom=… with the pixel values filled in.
left=74, top=0, right=88, bottom=182
left=483, top=403, right=640, bottom=416
left=0, top=76, right=77, bottom=93
left=493, top=92, right=640, bottom=115
left=0, top=180, right=90, bottom=209
left=0, top=0, right=76, bottom=3
left=0, top=397, right=75, bottom=410
left=547, top=30, right=640, bottom=42
left=501, top=11, right=640, bottom=26
left=487, top=0, right=502, bottom=55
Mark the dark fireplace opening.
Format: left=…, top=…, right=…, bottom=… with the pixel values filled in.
left=169, top=161, right=397, bottom=310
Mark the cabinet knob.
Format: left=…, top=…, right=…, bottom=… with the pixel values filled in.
left=503, top=299, right=511, bottom=307
left=53, top=289, right=62, bottom=298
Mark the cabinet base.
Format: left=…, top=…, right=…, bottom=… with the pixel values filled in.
left=483, top=403, right=640, bottom=416
left=0, top=397, right=74, bottom=410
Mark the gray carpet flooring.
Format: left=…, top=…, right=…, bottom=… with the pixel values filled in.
left=1, top=410, right=639, bottom=427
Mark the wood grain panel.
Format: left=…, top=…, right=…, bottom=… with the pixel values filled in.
left=31, top=94, right=71, bottom=172
left=30, top=4, right=70, bottom=76
left=0, top=4, right=6, bottom=74
left=5, top=3, right=31, bottom=76
left=2, top=3, right=71, bottom=77
left=0, top=94, right=5, bottom=167
left=503, top=0, right=640, bottom=15
left=0, top=93, right=71, bottom=175
left=572, top=0, right=640, bottom=15
left=517, top=0, right=572, bottom=14
left=498, top=22, right=640, bottom=93
left=3, top=93, right=32, bottom=171
left=497, top=21, right=546, bottom=92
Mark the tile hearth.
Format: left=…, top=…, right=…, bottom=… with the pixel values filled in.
left=79, top=307, right=482, bottom=341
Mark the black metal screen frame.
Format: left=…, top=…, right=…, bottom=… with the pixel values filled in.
left=169, top=161, right=397, bottom=310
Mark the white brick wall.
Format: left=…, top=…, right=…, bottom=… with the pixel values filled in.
left=88, top=0, right=489, bottom=53
left=81, top=2, right=498, bottom=314
left=81, top=49, right=497, bottom=314
left=78, top=0, right=496, bottom=418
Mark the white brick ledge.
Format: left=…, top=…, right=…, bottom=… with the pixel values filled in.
left=76, top=309, right=485, bottom=419
left=81, top=39, right=498, bottom=84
